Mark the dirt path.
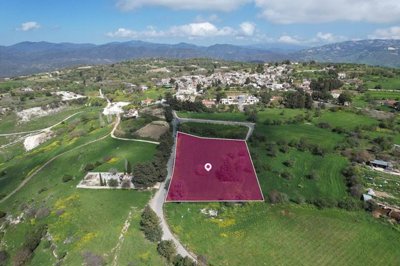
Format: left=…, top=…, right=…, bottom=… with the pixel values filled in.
left=110, top=115, right=160, bottom=145
left=0, top=112, right=82, bottom=136
left=0, top=112, right=83, bottom=150
left=0, top=131, right=111, bottom=204
left=111, top=207, right=137, bottom=266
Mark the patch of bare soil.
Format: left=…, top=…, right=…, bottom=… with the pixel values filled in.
left=140, top=107, right=165, bottom=119
left=134, top=121, right=169, bottom=140
left=375, top=191, right=396, bottom=199
left=364, top=109, right=394, bottom=120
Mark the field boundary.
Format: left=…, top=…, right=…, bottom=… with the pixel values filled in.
left=165, top=131, right=264, bottom=202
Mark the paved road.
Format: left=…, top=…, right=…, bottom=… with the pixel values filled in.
left=148, top=111, right=257, bottom=262
left=149, top=115, right=197, bottom=261
left=173, top=111, right=255, bottom=140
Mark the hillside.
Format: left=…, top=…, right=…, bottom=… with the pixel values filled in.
left=0, top=41, right=283, bottom=78
left=293, top=39, right=400, bottom=68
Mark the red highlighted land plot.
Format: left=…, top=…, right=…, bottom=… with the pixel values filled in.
left=166, top=132, right=264, bottom=202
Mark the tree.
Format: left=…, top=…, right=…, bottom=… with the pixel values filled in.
left=338, top=92, right=352, bottom=105
left=256, top=63, right=264, bottom=73
left=260, top=91, right=272, bottom=104
left=157, top=240, right=176, bottom=262
left=216, top=91, right=227, bottom=103
left=132, top=162, right=158, bottom=188
left=62, top=175, right=73, bottom=183
left=284, top=90, right=312, bottom=109
left=0, top=250, right=9, bottom=266
left=164, top=106, right=174, bottom=123
left=107, top=179, right=119, bottom=187
left=126, top=161, right=133, bottom=175
left=140, top=206, right=162, bottom=242
left=173, top=255, right=196, bottom=266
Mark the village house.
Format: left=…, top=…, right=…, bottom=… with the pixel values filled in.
left=141, top=98, right=153, bottom=106
left=123, top=109, right=139, bottom=119
left=202, top=99, right=216, bottom=108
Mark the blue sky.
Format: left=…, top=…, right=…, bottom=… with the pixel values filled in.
left=1, top=0, right=400, bottom=46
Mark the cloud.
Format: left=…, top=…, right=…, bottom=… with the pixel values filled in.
left=107, top=22, right=256, bottom=39
left=239, top=22, right=256, bottom=36
left=18, top=21, right=40, bottom=31
left=194, top=14, right=220, bottom=23
left=254, top=0, right=400, bottom=24
left=116, top=0, right=250, bottom=12
left=370, top=26, right=400, bottom=39
left=278, top=35, right=300, bottom=44
left=278, top=32, right=347, bottom=45
left=312, top=32, right=347, bottom=43
left=170, top=22, right=234, bottom=37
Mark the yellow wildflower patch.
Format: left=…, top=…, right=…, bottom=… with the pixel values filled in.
left=54, top=194, right=80, bottom=211
left=209, top=218, right=236, bottom=228
left=76, top=232, right=97, bottom=248
left=108, top=157, right=119, bottom=164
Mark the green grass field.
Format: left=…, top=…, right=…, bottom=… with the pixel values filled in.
left=178, top=108, right=309, bottom=123
left=0, top=105, right=85, bottom=134
left=363, top=76, right=400, bottom=90
left=256, top=123, right=344, bottom=151
left=0, top=136, right=163, bottom=265
left=257, top=149, right=349, bottom=202
left=178, top=122, right=248, bottom=139
left=165, top=203, right=400, bottom=266
left=313, top=110, right=379, bottom=130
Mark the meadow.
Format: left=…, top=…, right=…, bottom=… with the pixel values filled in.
left=0, top=135, right=164, bottom=265
left=0, top=105, right=84, bottom=133
left=164, top=106, right=400, bottom=265
left=177, top=122, right=248, bottom=139
left=165, top=203, right=400, bottom=266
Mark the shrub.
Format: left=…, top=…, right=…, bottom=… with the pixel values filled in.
left=62, top=175, right=73, bottom=183
left=37, top=187, right=48, bottom=194
left=283, top=160, right=294, bottom=168
left=0, top=211, right=6, bottom=219
left=0, top=250, right=9, bottom=266
left=157, top=240, right=176, bottom=262
left=338, top=198, right=361, bottom=211
left=280, top=171, right=292, bottom=180
left=107, top=179, right=119, bottom=188
left=13, top=248, right=31, bottom=266
left=311, top=145, right=325, bottom=156
left=14, top=224, right=47, bottom=266
left=121, top=179, right=132, bottom=189
left=265, top=143, right=278, bottom=157
left=173, top=255, right=196, bottom=266
left=82, top=251, right=105, bottom=266
left=268, top=190, right=289, bottom=204
left=292, top=195, right=306, bottom=205
left=24, top=224, right=47, bottom=251
left=306, top=171, right=320, bottom=180
left=84, top=163, right=95, bottom=171
left=312, top=198, right=337, bottom=209
left=279, top=145, right=289, bottom=153
left=350, top=184, right=363, bottom=198
left=140, top=206, right=162, bottom=242
left=35, top=207, right=50, bottom=219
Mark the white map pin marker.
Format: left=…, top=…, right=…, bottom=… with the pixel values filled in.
left=204, top=163, right=212, bottom=172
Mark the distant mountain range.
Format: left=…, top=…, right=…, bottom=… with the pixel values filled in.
left=293, top=39, right=400, bottom=68
left=1, top=39, right=400, bottom=77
